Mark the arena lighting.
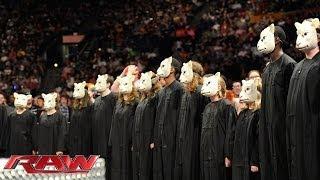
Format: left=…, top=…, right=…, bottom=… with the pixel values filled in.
left=0, top=158, right=106, bottom=179
left=54, top=63, right=58, bottom=68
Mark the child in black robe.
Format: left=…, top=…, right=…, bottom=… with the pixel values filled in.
left=174, top=61, right=209, bottom=180
left=34, top=93, right=67, bottom=155
left=92, top=74, right=117, bottom=180
left=132, top=72, right=161, bottom=180
left=232, top=79, right=260, bottom=180
left=68, top=82, right=93, bottom=156
left=7, top=93, right=36, bottom=155
left=199, top=73, right=237, bottom=180
left=109, top=75, right=138, bottom=180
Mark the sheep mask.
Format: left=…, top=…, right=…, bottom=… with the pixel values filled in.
left=157, top=56, right=173, bottom=78
left=136, top=71, right=159, bottom=92
left=95, top=74, right=110, bottom=93
left=119, top=75, right=135, bottom=94
left=257, top=24, right=276, bottom=54
left=201, top=72, right=221, bottom=97
left=42, top=92, right=58, bottom=110
left=14, top=93, right=32, bottom=108
left=73, top=81, right=86, bottom=99
left=239, top=79, right=258, bottom=103
left=295, top=18, right=320, bottom=52
left=179, top=61, right=193, bottom=84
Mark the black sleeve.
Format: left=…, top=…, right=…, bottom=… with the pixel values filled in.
left=2, top=113, right=12, bottom=154
left=28, top=113, right=37, bottom=151
left=31, top=117, right=39, bottom=152
left=284, top=62, right=296, bottom=96
left=224, top=104, right=237, bottom=159
left=108, top=103, right=118, bottom=147
left=250, top=111, right=260, bottom=166
left=57, top=114, right=67, bottom=152
left=152, top=92, right=162, bottom=145
left=129, top=103, right=138, bottom=146
left=149, top=96, right=158, bottom=143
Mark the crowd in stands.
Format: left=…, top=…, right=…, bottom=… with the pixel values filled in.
left=0, top=0, right=319, bottom=106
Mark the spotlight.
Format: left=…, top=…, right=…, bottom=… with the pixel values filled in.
left=54, top=63, right=58, bottom=68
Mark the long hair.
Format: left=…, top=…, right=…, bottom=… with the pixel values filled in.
left=118, top=88, right=139, bottom=105
left=218, top=76, right=227, bottom=98
left=185, top=61, right=204, bottom=92
left=72, top=91, right=91, bottom=110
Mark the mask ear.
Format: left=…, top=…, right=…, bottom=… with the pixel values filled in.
left=215, top=72, right=221, bottom=78
left=294, top=22, right=302, bottom=30
left=269, top=24, right=275, bottom=33
left=81, top=81, right=86, bottom=86
left=53, top=92, right=58, bottom=99
left=26, top=95, right=32, bottom=100
left=13, top=92, right=18, bottom=98
left=242, top=80, right=246, bottom=85
left=103, top=74, right=109, bottom=80
left=98, top=75, right=101, bottom=78
left=41, top=93, right=46, bottom=98
left=147, top=71, right=154, bottom=78
left=167, top=56, right=173, bottom=65
left=310, top=18, right=320, bottom=29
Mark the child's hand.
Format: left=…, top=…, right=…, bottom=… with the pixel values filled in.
left=250, top=166, right=259, bottom=172
left=225, top=157, right=231, bottom=167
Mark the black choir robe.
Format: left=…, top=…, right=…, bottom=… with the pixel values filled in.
left=109, top=100, right=138, bottom=180
left=174, top=87, right=209, bottom=180
left=200, top=99, right=236, bottom=180
left=153, top=80, right=184, bottom=180
left=232, top=109, right=260, bottom=180
left=92, top=93, right=117, bottom=158
left=92, top=93, right=117, bottom=180
left=286, top=52, right=320, bottom=180
left=35, top=111, right=67, bottom=154
left=132, top=95, right=158, bottom=180
left=0, top=105, right=14, bottom=156
left=68, top=106, right=93, bottom=156
left=7, top=110, right=36, bottom=155
left=260, top=53, right=296, bottom=180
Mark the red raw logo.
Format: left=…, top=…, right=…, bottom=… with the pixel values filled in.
left=4, top=155, right=99, bottom=173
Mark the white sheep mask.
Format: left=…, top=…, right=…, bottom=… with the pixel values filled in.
left=119, top=75, right=135, bottom=94
left=136, top=71, right=153, bottom=92
left=257, top=24, right=275, bottom=54
left=157, top=56, right=173, bottom=78
left=95, top=74, right=110, bottom=93
left=201, top=72, right=221, bottom=97
left=239, top=79, right=258, bottom=103
left=14, top=93, right=32, bottom=108
left=179, top=61, right=193, bottom=84
left=73, top=81, right=86, bottom=99
left=42, top=92, right=58, bottom=110
left=295, top=18, right=320, bottom=51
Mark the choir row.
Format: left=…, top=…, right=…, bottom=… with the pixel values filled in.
left=0, top=17, right=319, bottom=180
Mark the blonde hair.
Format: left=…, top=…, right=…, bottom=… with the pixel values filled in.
left=72, top=91, right=91, bottom=110
left=185, top=61, right=204, bottom=92
left=218, top=77, right=226, bottom=98
left=118, top=88, right=139, bottom=105
left=246, top=91, right=261, bottom=111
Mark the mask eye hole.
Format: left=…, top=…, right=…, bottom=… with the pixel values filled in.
left=304, top=32, right=307, bottom=36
